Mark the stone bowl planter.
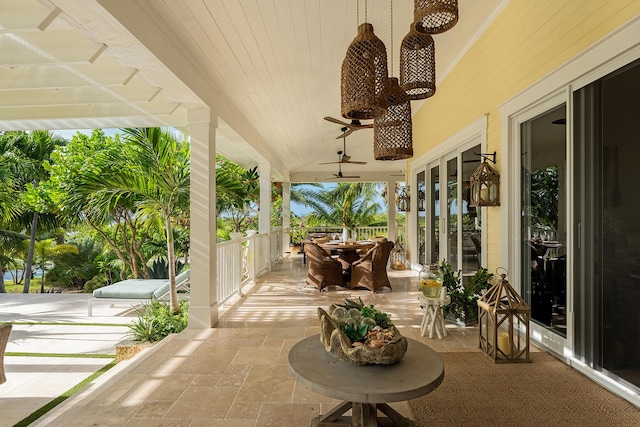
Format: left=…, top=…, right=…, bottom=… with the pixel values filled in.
left=317, top=307, right=408, bottom=366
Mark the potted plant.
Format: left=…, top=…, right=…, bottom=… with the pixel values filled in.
left=288, top=217, right=307, bottom=254
left=442, top=261, right=493, bottom=326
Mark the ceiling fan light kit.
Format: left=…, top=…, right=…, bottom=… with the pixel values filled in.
left=373, top=77, right=414, bottom=161
left=400, top=25, right=436, bottom=100
left=414, top=0, right=459, bottom=35
left=341, top=23, right=389, bottom=120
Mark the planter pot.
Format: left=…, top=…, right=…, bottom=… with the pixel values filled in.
left=229, top=232, right=244, bottom=240
left=289, top=245, right=302, bottom=254
left=445, top=306, right=478, bottom=326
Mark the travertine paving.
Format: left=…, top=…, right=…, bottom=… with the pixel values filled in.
left=34, top=254, right=483, bottom=426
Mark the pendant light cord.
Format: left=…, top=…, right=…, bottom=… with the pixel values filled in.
left=390, top=0, right=394, bottom=75
left=365, top=0, right=368, bottom=23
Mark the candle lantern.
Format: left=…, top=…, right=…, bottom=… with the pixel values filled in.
left=478, top=268, right=531, bottom=363
left=470, top=152, right=500, bottom=207
left=396, top=186, right=410, bottom=212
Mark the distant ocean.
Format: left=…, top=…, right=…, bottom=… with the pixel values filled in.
left=3, top=270, right=43, bottom=282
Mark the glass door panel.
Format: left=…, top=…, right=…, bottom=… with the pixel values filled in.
left=417, top=170, right=426, bottom=265
left=574, top=59, right=640, bottom=388
left=429, top=166, right=439, bottom=264
left=446, top=157, right=458, bottom=266
left=520, top=104, right=567, bottom=337
left=462, top=145, right=481, bottom=274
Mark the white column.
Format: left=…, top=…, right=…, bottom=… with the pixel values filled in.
left=259, top=162, right=272, bottom=270
left=387, top=180, right=397, bottom=243
left=283, top=181, right=291, bottom=251
left=188, top=108, right=219, bottom=328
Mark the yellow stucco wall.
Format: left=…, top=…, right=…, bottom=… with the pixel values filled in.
left=411, top=0, right=640, bottom=269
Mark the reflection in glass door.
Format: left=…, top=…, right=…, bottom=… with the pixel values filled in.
left=446, top=157, right=458, bottom=266
left=417, top=171, right=426, bottom=265
left=429, top=165, right=439, bottom=264
left=520, top=104, right=567, bottom=337
left=574, top=59, right=640, bottom=389
left=422, top=144, right=482, bottom=273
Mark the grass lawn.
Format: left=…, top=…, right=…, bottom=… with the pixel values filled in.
left=3, top=278, right=47, bottom=293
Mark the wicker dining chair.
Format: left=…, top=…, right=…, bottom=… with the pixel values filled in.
left=304, top=242, right=347, bottom=291
left=0, top=323, right=12, bottom=384
left=350, top=241, right=395, bottom=293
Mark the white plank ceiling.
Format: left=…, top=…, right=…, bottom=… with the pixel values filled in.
left=0, top=0, right=505, bottom=179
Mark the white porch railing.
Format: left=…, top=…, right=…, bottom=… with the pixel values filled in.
left=297, top=226, right=395, bottom=240
left=216, top=230, right=279, bottom=305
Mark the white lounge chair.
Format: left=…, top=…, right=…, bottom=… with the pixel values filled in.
left=87, top=270, right=190, bottom=316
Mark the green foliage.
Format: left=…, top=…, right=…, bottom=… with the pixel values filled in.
left=440, top=259, right=461, bottom=291
left=216, top=157, right=260, bottom=233
left=83, top=276, right=106, bottom=293
left=126, top=300, right=189, bottom=342
left=442, top=260, right=493, bottom=322
left=334, top=297, right=365, bottom=310
left=291, top=182, right=384, bottom=231
left=288, top=214, right=308, bottom=245
left=341, top=323, right=369, bottom=343
left=530, top=166, right=559, bottom=229
left=360, top=304, right=391, bottom=328
left=466, top=267, right=494, bottom=295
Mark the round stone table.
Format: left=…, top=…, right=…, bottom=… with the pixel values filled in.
left=288, top=335, right=444, bottom=427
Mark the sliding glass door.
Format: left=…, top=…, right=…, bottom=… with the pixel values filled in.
left=574, top=58, right=640, bottom=389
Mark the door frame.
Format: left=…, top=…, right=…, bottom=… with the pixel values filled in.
left=410, top=116, right=487, bottom=270
left=499, top=15, right=640, bottom=406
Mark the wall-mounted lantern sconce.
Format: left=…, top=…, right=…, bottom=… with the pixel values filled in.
left=396, top=186, right=410, bottom=212
left=470, top=151, right=500, bottom=207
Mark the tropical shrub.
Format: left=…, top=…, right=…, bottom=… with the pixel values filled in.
left=126, top=300, right=189, bottom=342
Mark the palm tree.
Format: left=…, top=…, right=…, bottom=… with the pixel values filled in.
left=72, top=128, right=190, bottom=313
left=292, top=182, right=383, bottom=238
left=10, top=130, right=66, bottom=293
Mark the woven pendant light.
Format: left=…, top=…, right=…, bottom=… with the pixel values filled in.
left=374, top=77, right=413, bottom=161
left=341, top=23, right=389, bottom=120
left=414, top=0, right=459, bottom=34
left=399, top=25, right=436, bottom=100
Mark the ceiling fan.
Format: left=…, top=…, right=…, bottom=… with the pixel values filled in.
left=324, top=117, right=373, bottom=139
left=319, top=130, right=367, bottom=165
left=325, top=159, right=360, bottom=180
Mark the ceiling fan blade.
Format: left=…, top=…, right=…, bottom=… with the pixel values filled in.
left=324, top=116, right=349, bottom=126
left=341, top=175, right=361, bottom=179
left=344, top=160, right=367, bottom=165
left=352, top=122, right=373, bottom=129
left=335, top=128, right=354, bottom=139
left=318, top=161, right=340, bottom=165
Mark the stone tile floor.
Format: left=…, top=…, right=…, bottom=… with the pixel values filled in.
left=35, top=254, right=486, bottom=426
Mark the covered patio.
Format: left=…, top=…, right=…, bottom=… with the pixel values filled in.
left=3, top=0, right=640, bottom=419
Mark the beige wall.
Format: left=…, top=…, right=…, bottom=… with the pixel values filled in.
left=411, top=0, right=640, bottom=269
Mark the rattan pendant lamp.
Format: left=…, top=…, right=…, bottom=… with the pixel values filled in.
left=341, top=0, right=389, bottom=120
left=414, top=0, right=459, bottom=34
left=399, top=25, right=436, bottom=100
left=374, top=0, right=413, bottom=161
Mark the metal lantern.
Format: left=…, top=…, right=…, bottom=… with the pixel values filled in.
left=396, top=185, right=410, bottom=212
left=399, top=25, right=436, bottom=100
left=341, top=23, right=389, bottom=120
left=374, top=77, right=413, bottom=160
left=470, top=158, right=500, bottom=207
left=414, top=0, right=459, bottom=35
left=478, top=269, right=531, bottom=363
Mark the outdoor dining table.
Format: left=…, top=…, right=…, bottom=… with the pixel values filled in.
left=320, top=241, right=372, bottom=265
left=288, top=335, right=444, bottom=426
